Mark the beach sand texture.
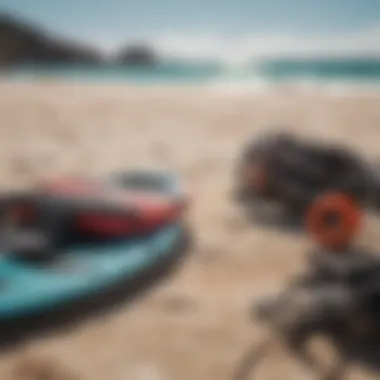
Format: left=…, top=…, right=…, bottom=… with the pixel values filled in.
left=0, top=82, right=380, bottom=379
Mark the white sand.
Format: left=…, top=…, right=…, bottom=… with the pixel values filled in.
left=1, top=82, right=380, bottom=380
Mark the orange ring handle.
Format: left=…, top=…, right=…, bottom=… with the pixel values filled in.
left=305, top=192, right=363, bottom=252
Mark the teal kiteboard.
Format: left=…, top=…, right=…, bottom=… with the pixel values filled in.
left=0, top=223, right=184, bottom=319
left=0, top=169, right=189, bottom=320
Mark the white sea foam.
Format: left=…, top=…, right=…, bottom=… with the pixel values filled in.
left=203, top=72, right=380, bottom=96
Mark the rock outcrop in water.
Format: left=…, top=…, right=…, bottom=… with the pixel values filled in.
left=0, top=13, right=161, bottom=68
left=0, top=14, right=103, bottom=67
left=115, top=44, right=157, bottom=66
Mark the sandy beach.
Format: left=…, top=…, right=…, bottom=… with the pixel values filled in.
left=0, top=82, right=380, bottom=380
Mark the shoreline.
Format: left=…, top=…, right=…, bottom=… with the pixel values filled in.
left=1, top=75, right=380, bottom=97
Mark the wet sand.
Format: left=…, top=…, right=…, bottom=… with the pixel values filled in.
left=0, top=82, right=380, bottom=379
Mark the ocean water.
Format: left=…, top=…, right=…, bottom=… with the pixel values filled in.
left=4, top=57, right=380, bottom=91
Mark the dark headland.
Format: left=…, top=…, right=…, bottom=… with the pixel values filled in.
left=0, top=13, right=158, bottom=68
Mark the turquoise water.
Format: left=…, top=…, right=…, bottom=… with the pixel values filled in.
left=5, top=58, right=380, bottom=87
left=6, top=61, right=223, bottom=84
left=260, top=58, right=380, bottom=81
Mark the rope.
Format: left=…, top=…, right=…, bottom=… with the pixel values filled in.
left=233, top=334, right=349, bottom=380
left=233, top=336, right=274, bottom=380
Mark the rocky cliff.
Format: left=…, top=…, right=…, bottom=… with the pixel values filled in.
left=0, top=14, right=102, bottom=67
left=115, top=44, right=157, bottom=66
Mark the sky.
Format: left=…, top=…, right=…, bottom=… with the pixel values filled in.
left=1, top=0, right=380, bottom=60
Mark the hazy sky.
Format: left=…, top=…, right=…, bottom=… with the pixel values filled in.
left=1, top=0, right=379, bottom=59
